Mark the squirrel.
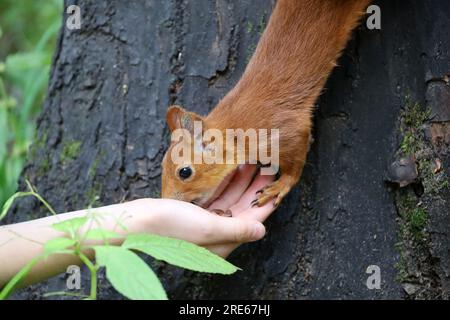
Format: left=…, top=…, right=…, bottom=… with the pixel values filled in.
left=161, top=0, right=371, bottom=208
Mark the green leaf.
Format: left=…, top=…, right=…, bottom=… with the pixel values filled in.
left=84, top=229, right=123, bottom=241
left=22, top=67, right=49, bottom=117
left=44, top=237, right=76, bottom=254
left=0, top=191, right=31, bottom=222
left=5, top=52, right=49, bottom=73
left=94, top=246, right=167, bottom=300
left=52, top=217, right=88, bottom=235
left=123, top=234, right=240, bottom=274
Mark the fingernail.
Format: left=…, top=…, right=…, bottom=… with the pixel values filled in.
left=252, top=223, right=265, bottom=240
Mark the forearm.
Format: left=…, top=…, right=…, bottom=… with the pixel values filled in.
left=0, top=199, right=152, bottom=289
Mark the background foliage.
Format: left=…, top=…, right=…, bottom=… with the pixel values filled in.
left=0, top=0, right=62, bottom=208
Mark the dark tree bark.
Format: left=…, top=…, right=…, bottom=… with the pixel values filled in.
left=6, top=0, right=450, bottom=299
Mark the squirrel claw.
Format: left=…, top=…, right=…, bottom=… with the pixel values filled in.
left=251, top=199, right=259, bottom=207
left=252, top=175, right=296, bottom=207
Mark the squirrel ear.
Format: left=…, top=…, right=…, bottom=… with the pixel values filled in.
left=166, top=105, right=203, bottom=134
left=166, top=105, right=185, bottom=132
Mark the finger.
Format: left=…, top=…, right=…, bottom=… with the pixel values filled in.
left=230, top=173, right=275, bottom=216
left=203, top=217, right=266, bottom=244
left=204, top=243, right=240, bottom=258
left=238, top=198, right=276, bottom=222
left=153, top=199, right=265, bottom=246
left=208, top=164, right=257, bottom=211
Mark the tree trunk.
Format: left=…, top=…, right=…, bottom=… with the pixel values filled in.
left=7, top=0, right=450, bottom=299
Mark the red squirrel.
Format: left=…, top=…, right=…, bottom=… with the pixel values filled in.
left=161, top=0, right=370, bottom=208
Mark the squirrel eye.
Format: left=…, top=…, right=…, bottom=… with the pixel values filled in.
left=178, top=167, right=192, bottom=180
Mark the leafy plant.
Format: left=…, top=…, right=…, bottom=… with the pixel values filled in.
left=0, top=1, right=62, bottom=209
left=0, top=179, right=55, bottom=221
left=0, top=188, right=239, bottom=300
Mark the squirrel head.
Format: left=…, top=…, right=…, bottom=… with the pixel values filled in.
left=161, top=105, right=239, bottom=207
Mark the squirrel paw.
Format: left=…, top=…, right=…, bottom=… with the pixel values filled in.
left=251, top=175, right=295, bottom=207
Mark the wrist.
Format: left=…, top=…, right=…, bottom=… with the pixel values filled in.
left=117, top=198, right=160, bottom=236
left=75, top=199, right=159, bottom=246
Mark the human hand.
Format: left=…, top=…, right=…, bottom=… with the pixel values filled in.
left=205, top=164, right=275, bottom=257
left=146, top=165, right=275, bottom=257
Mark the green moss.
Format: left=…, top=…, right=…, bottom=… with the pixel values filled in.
left=402, top=102, right=431, bottom=128
left=397, top=99, right=447, bottom=195
left=396, top=191, right=428, bottom=244
left=393, top=188, right=431, bottom=289
left=409, top=207, right=427, bottom=239
left=393, top=97, right=446, bottom=296
left=37, top=157, right=50, bottom=176
left=400, top=131, right=416, bottom=155
left=257, top=13, right=267, bottom=35
left=394, top=242, right=409, bottom=282
left=246, top=21, right=254, bottom=34
left=398, top=100, right=430, bottom=157
left=418, top=158, right=448, bottom=194
left=245, top=43, right=257, bottom=64
left=88, top=156, right=100, bottom=179
left=30, top=130, right=51, bottom=177
left=87, top=150, right=106, bottom=179
left=61, top=140, right=81, bottom=163
left=29, top=130, right=48, bottom=159
left=244, top=13, right=267, bottom=64
left=85, top=182, right=102, bottom=207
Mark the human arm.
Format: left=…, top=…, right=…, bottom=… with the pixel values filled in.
left=0, top=165, right=275, bottom=289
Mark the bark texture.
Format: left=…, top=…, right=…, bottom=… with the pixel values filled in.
left=6, top=0, right=450, bottom=299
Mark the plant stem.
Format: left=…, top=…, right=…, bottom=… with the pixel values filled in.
left=78, top=252, right=98, bottom=300
left=0, top=256, right=42, bottom=300
left=0, top=78, right=7, bottom=99
left=25, top=180, right=57, bottom=215
left=32, top=192, right=57, bottom=215
left=43, top=291, right=89, bottom=298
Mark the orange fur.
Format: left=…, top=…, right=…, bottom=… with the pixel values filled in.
left=162, top=0, right=370, bottom=207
